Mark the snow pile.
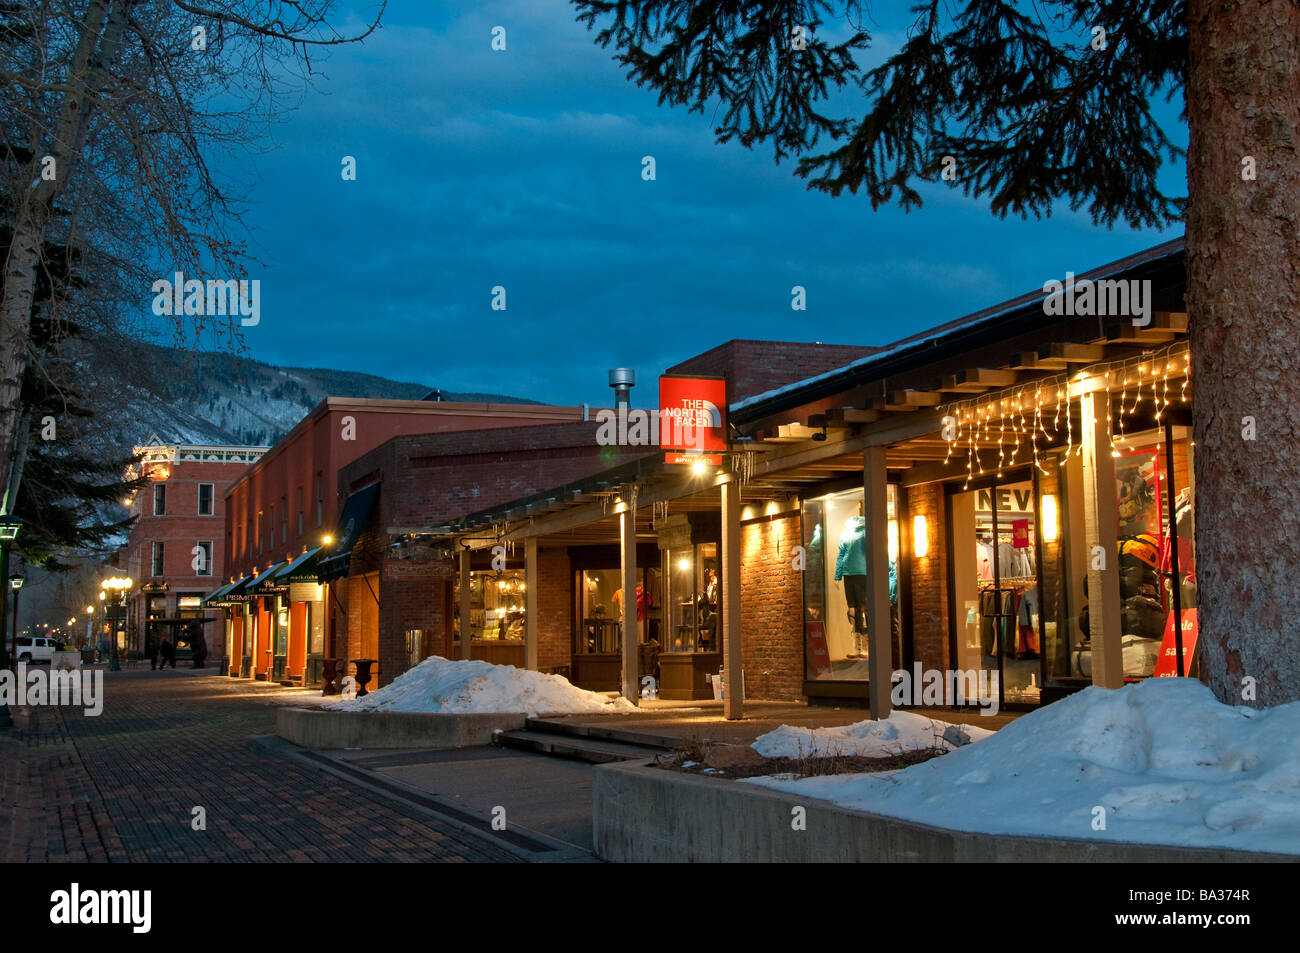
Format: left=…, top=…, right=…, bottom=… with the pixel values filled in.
left=751, top=711, right=994, bottom=760
left=749, top=679, right=1300, bottom=854
left=327, top=656, right=637, bottom=716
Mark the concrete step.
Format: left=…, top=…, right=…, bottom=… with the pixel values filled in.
left=494, top=729, right=668, bottom=764
left=524, top=716, right=679, bottom=752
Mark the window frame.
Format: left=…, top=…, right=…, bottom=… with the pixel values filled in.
left=197, top=482, right=214, bottom=516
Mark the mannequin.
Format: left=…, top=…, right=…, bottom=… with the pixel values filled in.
left=834, top=508, right=869, bottom=658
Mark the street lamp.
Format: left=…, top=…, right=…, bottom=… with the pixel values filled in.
left=0, top=515, right=22, bottom=671
left=9, top=576, right=24, bottom=662
left=101, top=576, right=133, bottom=672
left=0, top=516, right=21, bottom=730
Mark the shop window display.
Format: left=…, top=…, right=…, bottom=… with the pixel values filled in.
left=663, top=544, right=719, bottom=652
left=952, top=476, right=1044, bottom=705
left=1073, top=425, right=1197, bottom=679
left=801, top=486, right=898, bottom=681
left=577, top=567, right=659, bottom=653
left=453, top=570, right=526, bottom=642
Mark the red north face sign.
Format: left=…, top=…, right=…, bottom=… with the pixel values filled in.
left=659, top=376, right=727, bottom=454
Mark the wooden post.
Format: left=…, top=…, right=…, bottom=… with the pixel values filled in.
left=721, top=477, right=744, bottom=720
left=1080, top=389, right=1124, bottom=688
left=458, top=548, right=472, bottom=661
left=864, top=445, right=893, bottom=720
left=620, top=504, right=638, bottom=702
left=525, top=536, right=539, bottom=671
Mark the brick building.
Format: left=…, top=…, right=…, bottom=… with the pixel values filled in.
left=212, top=397, right=586, bottom=684
left=327, top=339, right=886, bottom=694
left=424, top=241, right=1195, bottom=717
left=121, top=437, right=269, bottom=661
left=330, top=420, right=653, bottom=688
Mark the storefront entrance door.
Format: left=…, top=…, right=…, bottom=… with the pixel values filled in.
left=950, top=474, right=1045, bottom=707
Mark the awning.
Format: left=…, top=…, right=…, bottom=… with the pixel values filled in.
left=202, top=581, right=235, bottom=607
left=250, top=561, right=289, bottom=595
left=274, top=547, right=322, bottom=585
left=318, top=482, right=381, bottom=583
left=210, top=575, right=254, bottom=607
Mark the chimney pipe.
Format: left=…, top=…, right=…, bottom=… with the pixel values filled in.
left=609, top=368, right=635, bottom=409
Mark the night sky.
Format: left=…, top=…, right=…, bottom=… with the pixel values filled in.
left=197, top=0, right=1187, bottom=407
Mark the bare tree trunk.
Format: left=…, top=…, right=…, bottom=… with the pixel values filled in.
left=1186, top=0, right=1300, bottom=707
left=0, top=0, right=116, bottom=506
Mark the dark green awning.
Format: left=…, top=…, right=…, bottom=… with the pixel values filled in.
left=274, top=547, right=322, bottom=585
left=201, top=580, right=235, bottom=607
left=318, top=482, right=380, bottom=583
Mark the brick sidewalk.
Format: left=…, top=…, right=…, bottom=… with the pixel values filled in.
left=0, top=670, right=519, bottom=863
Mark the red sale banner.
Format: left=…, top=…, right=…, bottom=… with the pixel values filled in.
left=1011, top=518, right=1030, bottom=549
left=1153, top=609, right=1199, bottom=677
left=806, top=621, right=833, bottom=680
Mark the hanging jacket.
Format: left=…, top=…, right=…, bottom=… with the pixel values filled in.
left=834, top=516, right=867, bottom=579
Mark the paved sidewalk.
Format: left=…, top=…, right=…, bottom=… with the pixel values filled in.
left=1, top=669, right=520, bottom=863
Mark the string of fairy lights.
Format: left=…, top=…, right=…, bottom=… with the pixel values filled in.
left=940, top=343, right=1191, bottom=489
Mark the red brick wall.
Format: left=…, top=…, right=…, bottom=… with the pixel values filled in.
left=344, top=573, right=380, bottom=684
left=536, top=547, right=572, bottom=670
left=905, top=483, right=950, bottom=671
left=739, top=510, right=804, bottom=701
left=666, top=340, right=878, bottom=403
left=377, top=560, right=454, bottom=686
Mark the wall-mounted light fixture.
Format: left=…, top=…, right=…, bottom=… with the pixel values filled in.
left=1041, top=494, right=1059, bottom=542
left=912, top=514, right=929, bottom=559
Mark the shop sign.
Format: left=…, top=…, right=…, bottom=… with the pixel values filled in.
left=1153, top=609, right=1199, bottom=677
left=659, top=375, right=727, bottom=465
left=1011, top=519, right=1030, bottom=549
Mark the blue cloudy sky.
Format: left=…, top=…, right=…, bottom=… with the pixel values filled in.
left=203, top=0, right=1186, bottom=407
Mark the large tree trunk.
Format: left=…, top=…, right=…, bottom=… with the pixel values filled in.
left=1186, top=0, right=1300, bottom=707
left=0, top=0, right=114, bottom=506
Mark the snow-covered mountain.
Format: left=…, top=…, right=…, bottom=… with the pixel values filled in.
left=83, top=337, right=538, bottom=448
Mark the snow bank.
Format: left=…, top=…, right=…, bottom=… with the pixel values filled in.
left=751, top=711, right=994, bottom=760
left=749, top=679, right=1300, bottom=854
left=326, top=656, right=637, bottom=716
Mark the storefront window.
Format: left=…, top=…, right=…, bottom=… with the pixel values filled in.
left=661, top=543, right=719, bottom=653
left=576, top=567, right=660, bottom=654
left=1100, top=425, right=1197, bottom=678
left=801, top=485, right=898, bottom=680
left=454, top=570, right=526, bottom=642
left=951, top=475, right=1044, bottom=704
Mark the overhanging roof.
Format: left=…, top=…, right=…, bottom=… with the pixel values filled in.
left=732, top=238, right=1185, bottom=423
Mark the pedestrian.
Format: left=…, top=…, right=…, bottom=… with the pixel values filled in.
left=150, top=635, right=159, bottom=670
left=159, top=636, right=175, bottom=669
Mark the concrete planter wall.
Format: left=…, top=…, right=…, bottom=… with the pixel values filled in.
left=276, top=706, right=526, bottom=750
left=593, top=760, right=1297, bottom=863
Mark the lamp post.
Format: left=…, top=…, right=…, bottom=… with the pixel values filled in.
left=0, top=516, right=21, bottom=729
left=10, top=576, right=24, bottom=660
left=0, top=515, right=21, bottom=670
left=101, top=576, right=133, bottom=672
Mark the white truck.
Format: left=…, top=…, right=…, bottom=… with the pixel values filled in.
left=14, top=636, right=59, bottom=663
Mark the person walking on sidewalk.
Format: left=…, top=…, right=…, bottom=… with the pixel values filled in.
left=159, top=636, right=176, bottom=669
